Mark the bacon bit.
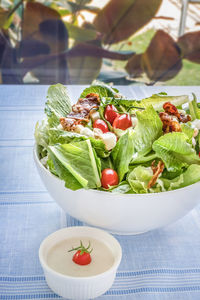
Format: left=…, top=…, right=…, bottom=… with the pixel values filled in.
left=60, top=93, right=100, bottom=131
left=85, top=93, right=100, bottom=103
left=147, top=160, right=165, bottom=189
left=179, top=113, right=191, bottom=123
left=159, top=112, right=181, bottom=133
left=163, top=102, right=191, bottom=123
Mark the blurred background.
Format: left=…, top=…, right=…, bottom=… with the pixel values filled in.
left=0, top=0, right=200, bottom=85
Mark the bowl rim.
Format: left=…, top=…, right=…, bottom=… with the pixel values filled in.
left=34, top=143, right=200, bottom=197
left=39, top=226, right=122, bottom=281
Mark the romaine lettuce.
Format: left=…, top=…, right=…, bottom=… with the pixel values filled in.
left=111, top=129, right=135, bottom=181
left=189, top=93, right=200, bottom=121
left=161, top=164, right=200, bottom=190
left=48, top=140, right=101, bottom=190
left=132, top=105, right=163, bottom=156
left=49, top=128, right=109, bottom=158
left=45, top=83, right=71, bottom=127
left=153, top=132, right=200, bottom=172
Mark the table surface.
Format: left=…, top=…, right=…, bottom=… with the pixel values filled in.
left=1, top=85, right=200, bottom=300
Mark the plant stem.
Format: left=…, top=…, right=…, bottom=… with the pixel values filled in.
left=7, top=0, right=24, bottom=19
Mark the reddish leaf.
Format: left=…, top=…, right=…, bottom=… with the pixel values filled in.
left=125, top=54, right=143, bottom=78
left=23, top=2, right=59, bottom=40
left=142, top=30, right=182, bottom=82
left=23, top=2, right=68, bottom=84
left=178, top=31, right=200, bottom=64
left=94, top=0, right=162, bottom=44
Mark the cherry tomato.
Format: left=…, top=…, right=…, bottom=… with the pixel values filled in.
left=93, top=119, right=109, bottom=133
left=73, top=250, right=91, bottom=266
left=104, top=105, right=119, bottom=125
left=199, top=151, right=200, bottom=158
left=113, top=114, right=132, bottom=130
left=101, top=168, right=119, bottom=189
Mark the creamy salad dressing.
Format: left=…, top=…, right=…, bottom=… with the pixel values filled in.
left=47, top=237, right=114, bottom=277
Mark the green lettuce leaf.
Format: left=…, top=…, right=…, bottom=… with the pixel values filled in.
left=130, top=152, right=157, bottom=165
left=48, top=140, right=101, bottom=190
left=140, top=94, right=189, bottom=112
left=111, top=129, right=135, bottom=182
left=80, top=81, right=118, bottom=99
left=100, top=157, right=113, bottom=171
left=48, top=128, right=109, bottom=158
left=127, top=166, right=165, bottom=194
left=35, top=119, right=49, bottom=149
left=161, top=164, right=200, bottom=190
left=132, top=105, right=163, bottom=156
left=181, top=123, right=194, bottom=144
left=115, top=94, right=189, bottom=113
left=153, top=132, right=200, bottom=172
left=109, top=181, right=132, bottom=194
left=189, top=93, right=200, bottom=121
left=45, top=83, right=72, bottom=127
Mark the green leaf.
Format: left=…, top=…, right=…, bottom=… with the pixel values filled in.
left=162, top=164, right=200, bottom=191
left=49, top=128, right=109, bottom=158
left=109, top=181, right=131, bottom=194
left=181, top=123, right=194, bottom=144
left=100, top=157, right=113, bottom=171
left=94, top=0, right=162, bottom=44
left=130, top=152, right=157, bottom=164
left=127, top=166, right=165, bottom=194
left=35, top=119, right=49, bottom=148
left=65, top=22, right=97, bottom=42
left=48, top=140, right=101, bottom=190
left=45, top=83, right=71, bottom=127
left=80, top=81, right=117, bottom=98
left=132, top=105, right=163, bottom=156
left=111, top=129, right=135, bottom=181
left=140, top=94, right=189, bottom=112
left=153, top=132, right=200, bottom=172
left=189, top=93, right=200, bottom=121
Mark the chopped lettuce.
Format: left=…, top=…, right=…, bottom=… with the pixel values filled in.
left=132, top=105, right=163, bottom=156
left=49, top=128, right=109, bottom=158
left=181, top=123, right=194, bottom=144
left=80, top=81, right=118, bottom=99
left=139, top=94, right=189, bottom=112
left=111, top=129, right=135, bottom=182
left=153, top=132, right=200, bottom=172
left=48, top=140, right=101, bottom=190
left=127, top=166, right=165, bottom=194
left=35, top=119, right=49, bottom=149
left=189, top=93, right=200, bottom=121
left=130, top=152, right=157, bottom=165
left=109, top=181, right=132, bottom=194
left=45, top=83, right=71, bottom=127
left=161, top=164, right=200, bottom=190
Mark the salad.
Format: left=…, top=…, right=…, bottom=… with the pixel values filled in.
left=35, top=82, right=200, bottom=194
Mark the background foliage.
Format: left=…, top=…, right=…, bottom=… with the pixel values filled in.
left=0, top=0, right=200, bottom=84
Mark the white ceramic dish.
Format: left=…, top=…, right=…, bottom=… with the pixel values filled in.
left=34, top=145, right=200, bottom=235
left=39, top=226, right=122, bottom=300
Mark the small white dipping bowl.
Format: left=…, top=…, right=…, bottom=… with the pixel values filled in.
left=39, top=226, right=122, bottom=300
left=34, top=145, right=200, bottom=235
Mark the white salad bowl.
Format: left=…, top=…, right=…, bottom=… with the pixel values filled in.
left=34, top=145, right=200, bottom=235
left=39, top=226, right=122, bottom=299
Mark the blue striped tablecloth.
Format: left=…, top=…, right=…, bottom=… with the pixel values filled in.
left=1, top=85, right=200, bottom=300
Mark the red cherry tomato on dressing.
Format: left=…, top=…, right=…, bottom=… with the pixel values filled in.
left=113, top=114, right=132, bottom=130
left=104, top=105, right=119, bottom=125
left=101, top=168, right=119, bottom=189
left=93, top=119, right=109, bottom=133
left=73, top=250, right=91, bottom=266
